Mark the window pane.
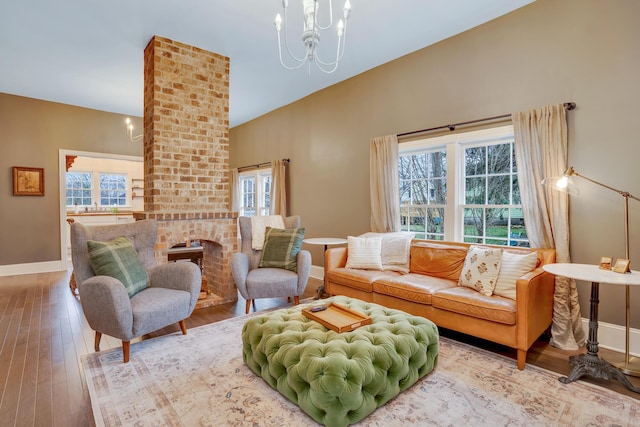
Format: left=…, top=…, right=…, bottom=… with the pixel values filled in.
left=430, top=178, right=446, bottom=204
left=463, top=208, right=484, bottom=237
left=426, top=207, right=444, bottom=240
left=411, top=180, right=428, bottom=204
left=487, top=175, right=510, bottom=204
left=400, top=180, right=411, bottom=203
left=411, top=154, right=428, bottom=179
left=486, top=207, right=508, bottom=243
left=465, top=146, right=486, bottom=176
left=488, top=143, right=511, bottom=174
left=429, top=151, right=446, bottom=178
left=512, top=176, right=521, bottom=204
left=465, top=177, right=485, bottom=204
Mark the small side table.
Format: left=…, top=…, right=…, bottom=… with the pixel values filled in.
left=302, top=238, right=348, bottom=299
left=543, top=263, right=640, bottom=393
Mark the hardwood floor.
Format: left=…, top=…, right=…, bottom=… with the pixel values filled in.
left=0, top=271, right=637, bottom=427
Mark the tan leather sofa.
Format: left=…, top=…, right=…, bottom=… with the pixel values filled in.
left=325, top=240, right=556, bottom=370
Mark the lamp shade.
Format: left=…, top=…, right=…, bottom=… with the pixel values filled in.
left=541, top=174, right=580, bottom=196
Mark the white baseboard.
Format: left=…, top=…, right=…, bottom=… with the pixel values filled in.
left=310, top=265, right=640, bottom=357
left=584, top=318, right=640, bottom=357
left=310, top=265, right=324, bottom=280
left=0, top=261, right=65, bottom=277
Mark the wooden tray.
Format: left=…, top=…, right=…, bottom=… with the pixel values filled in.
left=302, top=302, right=372, bottom=333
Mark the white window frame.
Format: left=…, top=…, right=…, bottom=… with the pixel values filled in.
left=399, top=124, right=528, bottom=246
left=238, top=168, right=272, bottom=217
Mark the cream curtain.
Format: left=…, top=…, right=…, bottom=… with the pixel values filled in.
left=370, top=135, right=400, bottom=232
left=512, top=103, right=585, bottom=350
left=230, top=168, right=240, bottom=212
left=270, top=159, right=287, bottom=216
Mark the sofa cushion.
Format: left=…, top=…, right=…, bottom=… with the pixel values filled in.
left=458, top=246, right=503, bottom=296
left=493, top=251, right=538, bottom=300
left=360, top=232, right=414, bottom=273
left=326, top=268, right=399, bottom=293
left=259, top=226, right=306, bottom=272
left=372, top=273, right=457, bottom=305
left=87, top=236, right=150, bottom=298
left=345, top=235, right=383, bottom=270
left=409, top=242, right=468, bottom=280
left=432, top=287, right=516, bottom=325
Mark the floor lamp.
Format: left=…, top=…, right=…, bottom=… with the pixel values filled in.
left=543, top=166, right=640, bottom=376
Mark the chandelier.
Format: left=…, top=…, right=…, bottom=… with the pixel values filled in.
left=274, top=0, right=352, bottom=74
left=125, top=118, right=142, bottom=143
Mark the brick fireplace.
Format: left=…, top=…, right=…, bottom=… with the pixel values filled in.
left=133, top=36, right=237, bottom=307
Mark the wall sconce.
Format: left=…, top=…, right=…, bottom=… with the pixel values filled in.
left=125, top=118, right=142, bottom=143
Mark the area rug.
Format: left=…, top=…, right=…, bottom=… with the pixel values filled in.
left=82, top=303, right=640, bottom=427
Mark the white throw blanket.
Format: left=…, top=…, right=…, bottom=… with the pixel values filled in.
left=251, top=215, right=285, bottom=250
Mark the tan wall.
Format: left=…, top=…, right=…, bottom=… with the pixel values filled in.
left=229, top=0, right=640, bottom=327
left=0, top=93, right=142, bottom=265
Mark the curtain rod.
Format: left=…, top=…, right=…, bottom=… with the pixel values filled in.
left=237, top=158, right=289, bottom=172
left=397, top=102, right=576, bottom=138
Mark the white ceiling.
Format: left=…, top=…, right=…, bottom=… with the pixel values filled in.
left=0, top=0, right=534, bottom=127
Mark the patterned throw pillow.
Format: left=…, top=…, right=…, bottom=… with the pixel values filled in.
left=345, top=236, right=383, bottom=270
left=259, top=227, right=306, bottom=272
left=458, top=246, right=503, bottom=296
left=87, top=236, right=150, bottom=298
left=493, top=251, right=538, bottom=300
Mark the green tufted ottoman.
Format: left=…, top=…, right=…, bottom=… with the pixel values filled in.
left=242, top=296, right=439, bottom=427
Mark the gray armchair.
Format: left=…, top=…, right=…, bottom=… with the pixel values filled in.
left=70, top=219, right=201, bottom=363
left=232, top=216, right=311, bottom=314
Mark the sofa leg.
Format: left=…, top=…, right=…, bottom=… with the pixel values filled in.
left=94, top=331, right=102, bottom=352
left=122, top=341, right=130, bottom=363
left=179, top=319, right=187, bottom=335
left=517, top=349, right=526, bottom=370
left=294, top=296, right=300, bottom=305
left=245, top=300, right=252, bottom=314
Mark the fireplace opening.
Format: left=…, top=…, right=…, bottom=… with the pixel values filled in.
left=168, top=241, right=208, bottom=299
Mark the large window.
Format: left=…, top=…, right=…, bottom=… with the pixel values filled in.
left=398, top=125, right=528, bottom=247
left=239, top=169, right=272, bottom=217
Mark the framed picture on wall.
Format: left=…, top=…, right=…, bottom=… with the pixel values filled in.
left=13, top=166, right=45, bottom=196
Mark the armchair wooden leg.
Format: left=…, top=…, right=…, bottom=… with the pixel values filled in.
left=294, top=296, right=300, bottom=305
left=122, top=341, right=130, bottom=363
left=94, top=332, right=102, bottom=352
left=245, top=300, right=252, bottom=314
left=179, top=319, right=187, bottom=335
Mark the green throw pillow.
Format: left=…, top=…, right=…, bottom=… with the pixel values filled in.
left=259, top=227, right=306, bottom=272
left=87, top=236, right=150, bottom=297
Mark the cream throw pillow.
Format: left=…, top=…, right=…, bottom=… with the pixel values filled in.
left=458, top=246, right=503, bottom=296
left=345, top=236, right=383, bottom=270
left=493, top=251, right=538, bottom=300
left=360, top=231, right=415, bottom=273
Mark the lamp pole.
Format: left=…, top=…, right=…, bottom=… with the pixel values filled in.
left=565, top=168, right=640, bottom=375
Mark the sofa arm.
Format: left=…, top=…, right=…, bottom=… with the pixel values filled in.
left=515, top=267, right=555, bottom=347
left=78, top=275, right=134, bottom=341
left=325, top=247, right=348, bottom=272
